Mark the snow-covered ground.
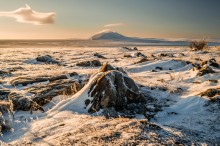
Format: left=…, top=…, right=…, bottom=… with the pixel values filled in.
left=0, top=45, right=219, bottom=145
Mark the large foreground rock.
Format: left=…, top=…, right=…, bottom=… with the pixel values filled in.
left=87, top=64, right=145, bottom=113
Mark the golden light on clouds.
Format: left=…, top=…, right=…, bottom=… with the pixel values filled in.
left=0, top=4, right=55, bottom=25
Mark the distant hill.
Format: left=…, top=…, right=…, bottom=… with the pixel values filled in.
left=91, top=31, right=128, bottom=41
left=90, top=31, right=220, bottom=46
left=90, top=31, right=188, bottom=45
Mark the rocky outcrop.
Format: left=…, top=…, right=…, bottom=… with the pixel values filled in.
left=86, top=63, right=145, bottom=113
left=8, top=92, right=43, bottom=112
left=5, top=79, right=82, bottom=113
left=36, top=55, right=60, bottom=64
left=76, top=60, right=102, bottom=67
left=10, top=72, right=78, bottom=86
left=27, top=79, right=82, bottom=106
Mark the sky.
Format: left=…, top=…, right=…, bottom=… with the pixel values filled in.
left=0, top=0, right=220, bottom=40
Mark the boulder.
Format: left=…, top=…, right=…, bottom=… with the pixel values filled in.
left=76, top=60, right=102, bottom=67
left=36, top=55, right=60, bottom=64
left=8, top=92, right=43, bottom=112
left=87, top=66, right=145, bottom=113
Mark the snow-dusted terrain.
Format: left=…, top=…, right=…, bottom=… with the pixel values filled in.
left=0, top=44, right=219, bottom=145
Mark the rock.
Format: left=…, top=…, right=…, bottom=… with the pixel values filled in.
left=122, top=46, right=133, bottom=51
left=9, top=77, right=82, bottom=112
left=28, top=79, right=82, bottom=106
left=10, top=73, right=77, bottom=86
left=124, top=52, right=146, bottom=58
left=122, top=47, right=138, bottom=51
left=0, top=101, right=13, bottom=128
left=198, top=88, right=220, bottom=98
left=0, top=70, right=12, bottom=77
left=87, top=67, right=145, bottom=113
left=36, top=55, right=60, bottom=64
left=93, top=53, right=106, bottom=59
left=99, top=62, right=127, bottom=75
left=134, top=57, right=148, bottom=64
left=209, top=80, right=218, bottom=83
left=7, top=66, right=24, bottom=72
left=201, top=59, right=219, bottom=68
left=0, top=100, right=13, bottom=113
left=0, top=70, right=10, bottom=75
left=197, top=66, right=215, bottom=76
left=11, top=76, right=49, bottom=86
left=155, top=66, right=163, bottom=70
left=0, top=112, right=5, bottom=132
left=134, top=47, right=138, bottom=50
left=209, top=59, right=219, bottom=68
left=124, top=54, right=132, bottom=58
left=198, top=88, right=220, bottom=103
left=159, top=53, right=174, bottom=58
left=151, top=70, right=157, bottom=72
left=0, top=88, right=10, bottom=97
left=76, top=60, right=102, bottom=67
left=8, top=92, right=43, bottom=112
left=136, top=52, right=146, bottom=58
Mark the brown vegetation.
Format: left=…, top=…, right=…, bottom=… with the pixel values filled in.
left=189, top=39, right=208, bottom=51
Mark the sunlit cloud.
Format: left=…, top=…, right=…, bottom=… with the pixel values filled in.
left=0, top=4, right=55, bottom=25
left=104, top=23, right=125, bottom=28
left=98, top=29, right=112, bottom=33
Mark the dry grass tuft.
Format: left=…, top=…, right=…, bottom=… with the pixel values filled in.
left=189, top=39, right=208, bottom=51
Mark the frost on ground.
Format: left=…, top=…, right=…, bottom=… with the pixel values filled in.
left=0, top=46, right=219, bottom=145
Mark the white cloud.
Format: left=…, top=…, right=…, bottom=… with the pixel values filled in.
left=98, top=29, right=112, bottom=33
left=104, top=23, right=125, bottom=28
left=0, top=4, right=55, bottom=25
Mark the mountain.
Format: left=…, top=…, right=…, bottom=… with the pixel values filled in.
left=90, top=31, right=220, bottom=46
left=90, top=31, right=187, bottom=45
left=91, top=31, right=128, bottom=41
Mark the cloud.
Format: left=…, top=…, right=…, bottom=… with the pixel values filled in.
left=0, top=4, right=55, bottom=25
left=98, top=29, right=112, bottom=33
left=104, top=23, right=125, bottom=28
